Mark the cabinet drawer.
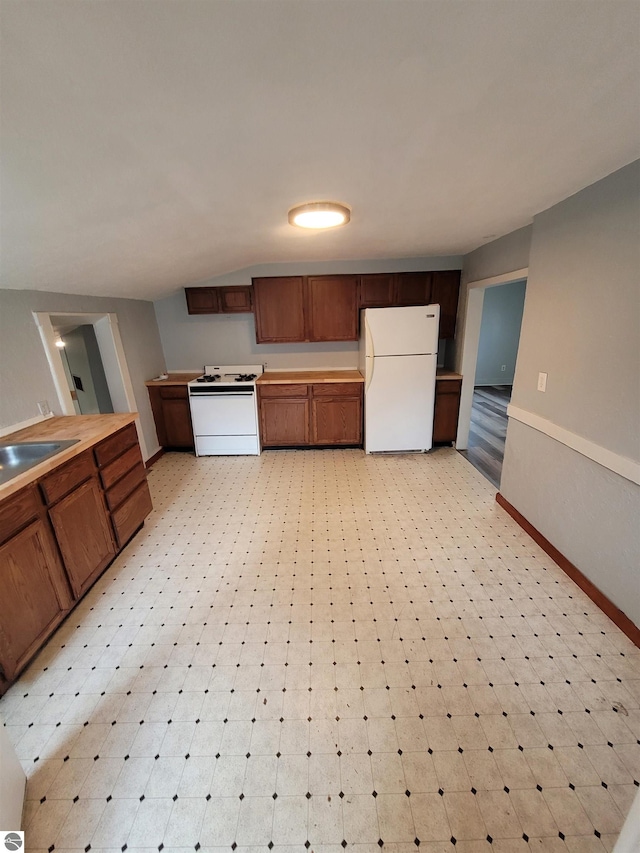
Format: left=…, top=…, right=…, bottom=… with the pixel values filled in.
left=94, top=423, right=138, bottom=467
left=39, top=450, right=95, bottom=505
left=100, top=444, right=143, bottom=490
left=159, top=386, right=189, bottom=400
left=0, top=485, right=41, bottom=545
left=111, top=481, right=153, bottom=548
left=435, top=378, right=462, bottom=393
left=105, top=463, right=147, bottom=511
left=259, top=384, right=309, bottom=398
left=312, top=383, right=362, bottom=397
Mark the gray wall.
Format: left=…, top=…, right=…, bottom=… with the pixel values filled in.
left=467, top=161, right=639, bottom=626
left=0, top=290, right=166, bottom=458
left=455, top=225, right=532, bottom=371
left=511, top=162, right=639, bottom=460
left=475, top=280, right=526, bottom=386
left=154, top=256, right=462, bottom=371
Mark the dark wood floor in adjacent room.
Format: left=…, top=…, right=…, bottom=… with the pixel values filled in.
left=459, top=385, right=511, bottom=488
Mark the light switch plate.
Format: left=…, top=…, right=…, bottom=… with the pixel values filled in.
left=537, top=372, right=547, bottom=392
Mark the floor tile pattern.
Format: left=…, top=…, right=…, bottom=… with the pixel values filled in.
left=1, top=448, right=639, bottom=853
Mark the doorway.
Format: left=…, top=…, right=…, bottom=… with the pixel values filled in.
left=33, top=311, right=149, bottom=459
left=456, top=269, right=528, bottom=488
left=55, top=322, right=115, bottom=415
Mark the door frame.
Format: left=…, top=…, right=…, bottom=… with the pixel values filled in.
left=455, top=267, right=528, bottom=450
left=33, top=311, right=148, bottom=459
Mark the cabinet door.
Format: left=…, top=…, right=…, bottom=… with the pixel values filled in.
left=111, top=481, right=153, bottom=548
left=307, top=275, right=358, bottom=341
left=185, top=287, right=220, bottom=314
left=431, top=271, right=461, bottom=339
left=311, top=397, right=362, bottom=445
left=161, top=390, right=194, bottom=448
left=395, top=272, right=433, bottom=306
left=260, top=398, right=310, bottom=446
left=253, top=277, right=306, bottom=342
left=0, top=520, right=69, bottom=680
left=218, top=286, right=253, bottom=313
left=148, top=387, right=194, bottom=449
left=49, top=477, right=116, bottom=599
left=359, top=274, right=395, bottom=308
left=433, top=380, right=462, bottom=443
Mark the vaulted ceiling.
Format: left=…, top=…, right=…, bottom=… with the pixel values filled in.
left=1, top=0, right=638, bottom=300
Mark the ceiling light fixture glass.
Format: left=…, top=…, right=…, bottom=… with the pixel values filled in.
left=55, top=338, right=66, bottom=348
left=288, top=201, right=351, bottom=229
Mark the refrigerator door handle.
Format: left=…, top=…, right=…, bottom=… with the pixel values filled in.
left=366, top=354, right=375, bottom=393
left=365, top=314, right=375, bottom=359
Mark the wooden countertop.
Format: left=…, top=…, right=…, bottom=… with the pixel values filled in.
left=0, top=414, right=138, bottom=501
left=145, top=372, right=201, bottom=387
left=436, top=370, right=463, bottom=380
left=257, top=370, right=364, bottom=385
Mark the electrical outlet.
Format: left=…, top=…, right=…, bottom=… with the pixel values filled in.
left=537, top=372, right=547, bottom=392
left=501, top=364, right=506, bottom=372
left=37, top=400, right=51, bottom=416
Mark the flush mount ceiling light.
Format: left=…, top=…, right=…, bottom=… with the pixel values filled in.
left=288, top=201, right=351, bottom=229
left=55, top=338, right=66, bottom=348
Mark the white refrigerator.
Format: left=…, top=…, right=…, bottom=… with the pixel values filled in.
left=359, top=305, right=440, bottom=453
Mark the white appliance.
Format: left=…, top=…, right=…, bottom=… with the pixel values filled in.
left=359, top=306, right=440, bottom=453
left=188, top=364, right=263, bottom=455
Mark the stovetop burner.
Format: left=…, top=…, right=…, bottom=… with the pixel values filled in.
left=196, top=374, right=221, bottom=382
left=236, top=374, right=257, bottom=382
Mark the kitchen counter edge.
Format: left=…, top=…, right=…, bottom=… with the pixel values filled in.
left=0, top=414, right=139, bottom=501
left=145, top=372, right=202, bottom=387
left=257, top=370, right=364, bottom=385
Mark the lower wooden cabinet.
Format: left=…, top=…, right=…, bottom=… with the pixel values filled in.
left=111, top=482, right=153, bottom=548
left=148, top=385, right=194, bottom=449
left=0, top=519, right=71, bottom=681
left=311, top=383, right=362, bottom=444
left=95, top=423, right=153, bottom=549
left=48, top=476, right=116, bottom=599
left=260, top=396, right=310, bottom=446
left=433, top=378, right=462, bottom=444
left=0, top=421, right=152, bottom=693
left=259, top=383, right=363, bottom=447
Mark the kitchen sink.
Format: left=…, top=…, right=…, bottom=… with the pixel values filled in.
left=0, top=439, right=80, bottom=485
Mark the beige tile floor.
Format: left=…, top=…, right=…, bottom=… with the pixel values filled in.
left=1, top=448, right=639, bottom=853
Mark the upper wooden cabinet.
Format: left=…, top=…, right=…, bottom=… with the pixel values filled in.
left=185, top=285, right=253, bottom=315
left=185, top=287, right=219, bottom=314
left=395, top=272, right=433, bottom=306
left=218, top=285, right=253, bottom=313
left=253, top=275, right=358, bottom=343
left=358, top=274, right=396, bottom=309
left=253, top=269, right=461, bottom=342
left=253, top=277, right=306, bottom=342
left=431, top=271, right=461, bottom=339
left=359, top=270, right=459, bottom=338
left=307, top=275, right=358, bottom=341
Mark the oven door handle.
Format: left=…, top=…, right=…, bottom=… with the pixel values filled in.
left=189, top=391, right=254, bottom=397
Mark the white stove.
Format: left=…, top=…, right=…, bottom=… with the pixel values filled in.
left=188, top=364, right=263, bottom=455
